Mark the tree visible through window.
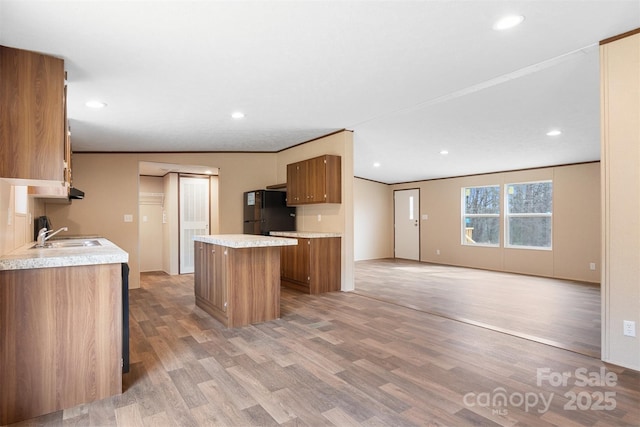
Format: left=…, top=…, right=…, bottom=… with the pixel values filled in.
left=506, top=181, right=552, bottom=249
left=462, top=186, right=500, bottom=246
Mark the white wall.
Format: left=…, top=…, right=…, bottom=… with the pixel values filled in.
left=139, top=176, right=164, bottom=272
left=163, top=173, right=179, bottom=275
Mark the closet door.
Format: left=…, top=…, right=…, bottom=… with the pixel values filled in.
left=179, top=176, right=210, bottom=274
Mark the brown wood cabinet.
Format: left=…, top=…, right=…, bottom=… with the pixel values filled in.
left=280, top=237, right=341, bottom=294
left=194, top=241, right=281, bottom=327
left=194, top=240, right=227, bottom=319
left=0, top=45, right=66, bottom=182
left=0, top=264, right=123, bottom=425
left=286, top=155, right=341, bottom=205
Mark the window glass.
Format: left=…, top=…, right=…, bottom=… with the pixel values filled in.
left=506, top=181, right=552, bottom=249
left=15, top=186, right=27, bottom=215
left=462, top=186, right=500, bottom=246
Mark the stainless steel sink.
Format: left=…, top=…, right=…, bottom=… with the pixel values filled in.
left=31, top=239, right=102, bottom=249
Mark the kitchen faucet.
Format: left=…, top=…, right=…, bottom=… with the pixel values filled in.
left=36, top=227, right=68, bottom=247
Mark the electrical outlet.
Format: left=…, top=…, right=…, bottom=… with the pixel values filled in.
left=436, top=249, right=440, bottom=255
left=623, top=320, right=636, bottom=337
left=589, top=262, right=596, bottom=271
left=317, top=214, right=322, bottom=222
left=124, top=214, right=133, bottom=223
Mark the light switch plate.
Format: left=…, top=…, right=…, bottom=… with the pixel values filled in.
left=124, top=214, right=133, bottom=223
left=623, top=320, right=636, bottom=337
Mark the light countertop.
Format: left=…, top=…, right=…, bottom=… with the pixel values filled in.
left=194, top=234, right=298, bottom=248
left=270, top=231, right=342, bottom=238
left=0, top=238, right=129, bottom=271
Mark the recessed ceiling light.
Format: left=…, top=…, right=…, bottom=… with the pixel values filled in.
left=373, top=162, right=381, bottom=167
left=493, top=15, right=525, bottom=31
left=86, top=100, right=107, bottom=108
left=440, top=150, right=449, bottom=155
left=231, top=111, right=245, bottom=119
left=546, top=130, right=562, bottom=136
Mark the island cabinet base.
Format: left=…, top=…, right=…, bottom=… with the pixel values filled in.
left=194, top=242, right=281, bottom=328
left=0, top=264, right=123, bottom=426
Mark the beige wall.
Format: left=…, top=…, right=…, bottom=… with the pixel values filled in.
left=600, top=31, right=640, bottom=371
left=45, top=152, right=278, bottom=288
left=42, top=131, right=354, bottom=290
left=353, top=178, right=393, bottom=261
left=391, top=162, right=601, bottom=283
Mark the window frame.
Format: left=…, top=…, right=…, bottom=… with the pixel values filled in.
left=504, top=180, right=553, bottom=250
left=461, top=185, right=501, bottom=247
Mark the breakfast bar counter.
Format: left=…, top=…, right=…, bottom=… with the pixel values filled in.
left=193, top=234, right=297, bottom=327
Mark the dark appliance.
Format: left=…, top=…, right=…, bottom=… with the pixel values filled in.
left=243, top=190, right=296, bottom=235
left=33, top=216, right=53, bottom=241
left=121, top=263, right=129, bottom=373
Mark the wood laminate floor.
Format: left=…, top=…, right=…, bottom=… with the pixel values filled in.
left=8, top=271, right=638, bottom=427
left=354, top=259, right=601, bottom=358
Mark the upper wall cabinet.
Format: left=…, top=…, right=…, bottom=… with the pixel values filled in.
left=286, top=155, right=341, bottom=205
left=0, top=45, right=66, bottom=182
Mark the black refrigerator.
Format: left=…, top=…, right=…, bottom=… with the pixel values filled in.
left=243, top=190, right=296, bottom=235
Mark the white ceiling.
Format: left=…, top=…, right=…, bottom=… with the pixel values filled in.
left=1, top=1, right=638, bottom=184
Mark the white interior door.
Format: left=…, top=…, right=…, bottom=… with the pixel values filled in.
left=180, top=176, right=210, bottom=274
left=394, top=188, right=420, bottom=260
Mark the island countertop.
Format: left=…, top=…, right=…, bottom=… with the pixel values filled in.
left=194, top=234, right=298, bottom=248
left=0, top=238, right=129, bottom=271
left=270, top=231, right=342, bottom=238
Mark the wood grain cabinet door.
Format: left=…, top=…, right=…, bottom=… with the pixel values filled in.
left=286, top=162, right=303, bottom=205
left=281, top=238, right=311, bottom=287
left=210, top=245, right=227, bottom=313
left=0, top=45, right=65, bottom=181
left=285, top=155, right=341, bottom=206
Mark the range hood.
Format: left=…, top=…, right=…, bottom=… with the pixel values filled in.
left=28, top=185, right=85, bottom=201
left=69, top=187, right=85, bottom=200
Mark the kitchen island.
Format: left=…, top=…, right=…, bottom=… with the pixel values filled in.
left=0, top=238, right=128, bottom=425
left=193, top=234, right=297, bottom=328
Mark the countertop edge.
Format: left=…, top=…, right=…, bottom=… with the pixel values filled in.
left=0, top=238, right=129, bottom=271
left=270, top=231, right=342, bottom=238
left=194, top=234, right=298, bottom=248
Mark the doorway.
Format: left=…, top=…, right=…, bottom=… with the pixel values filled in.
left=394, top=188, right=420, bottom=260
left=138, top=161, right=218, bottom=279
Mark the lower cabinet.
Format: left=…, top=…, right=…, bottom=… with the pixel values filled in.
left=0, top=264, right=123, bottom=425
left=194, top=241, right=227, bottom=320
left=194, top=241, right=280, bottom=327
left=280, top=237, right=341, bottom=294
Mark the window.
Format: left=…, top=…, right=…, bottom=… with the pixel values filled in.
left=462, top=185, right=500, bottom=246
left=505, top=181, right=552, bottom=249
